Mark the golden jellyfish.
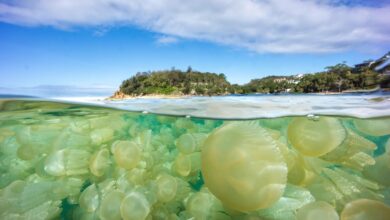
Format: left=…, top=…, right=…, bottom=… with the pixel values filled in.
left=174, top=152, right=201, bottom=177
left=340, top=199, right=390, bottom=220
left=89, top=148, right=110, bottom=177
left=296, top=201, right=339, bottom=220
left=353, top=118, right=390, bottom=136
left=120, top=191, right=151, bottom=220
left=155, top=174, right=177, bottom=202
left=90, top=128, right=114, bottom=145
left=111, top=140, right=141, bottom=170
left=201, top=122, right=287, bottom=212
left=287, top=117, right=346, bottom=157
left=79, top=184, right=99, bottom=212
left=99, top=190, right=124, bottom=220
left=175, top=133, right=207, bottom=154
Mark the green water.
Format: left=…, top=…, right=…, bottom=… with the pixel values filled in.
left=0, top=99, right=390, bottom=220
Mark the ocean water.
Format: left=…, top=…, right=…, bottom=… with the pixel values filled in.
left=0, top=97, right=390, bottom=220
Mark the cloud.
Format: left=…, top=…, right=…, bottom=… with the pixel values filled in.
left=0, top=0, right=389, bottom=53
left=156, top=35, right=179, bottom=45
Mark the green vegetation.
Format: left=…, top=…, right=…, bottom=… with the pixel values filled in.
left=118, top=53, right=390, bottom=96
left=243, top=63, right=383, bottom=94
left=119, top=67, right=230, bottom=96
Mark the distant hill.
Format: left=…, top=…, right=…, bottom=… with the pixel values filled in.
left=116, top=68, right=231, bottom=97
left=114, top=52, right=390, bottom=97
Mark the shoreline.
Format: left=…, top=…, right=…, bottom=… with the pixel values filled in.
left=107, top=89, right=386, bottom=100
left=106, top=93, right=194, bottom=100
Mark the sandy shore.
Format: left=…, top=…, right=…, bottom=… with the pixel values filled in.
left=106, top=93, right=193, bottom=100
left=107, top=87, right=385, bottom=100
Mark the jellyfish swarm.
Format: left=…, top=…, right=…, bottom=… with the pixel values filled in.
left=201, top=122, right=287, bottom=212
left=287, top=117, right=346, bottom=157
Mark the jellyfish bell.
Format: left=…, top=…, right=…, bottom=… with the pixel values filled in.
left=340, top=199, right=390, bottom=220
left=79, top=184, right=100, bottom=213
left=111, top=140, right=141, bottom=170
left=174, top=152, right=201, bottom=177
left=155, top=174, right=177, bottom=202
left=287, top=117, right=346, bottom=157
left=44, top=150, right=66, bottom=176
left=201, top=122, right=287, bottom=212
left=353, top=118, right=390, bottom=136
left=89, top=148, right=110, bottom=177
left=175, top=133, right=207, bottom=154
left=99, top=190, right=124, bottom=220
left=296, top=201, right=339, bottom=220
left=120, top=191, right=151, bottom=220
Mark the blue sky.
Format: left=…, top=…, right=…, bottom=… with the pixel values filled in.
left=0, top=0, right=389, bottom=96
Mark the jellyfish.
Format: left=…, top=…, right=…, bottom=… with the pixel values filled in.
left=79, top=184, right=100, bottom=212
left=363, top=153, right=390, bottom=186
left=175, top=133, right=208, bottom=154
left=174, top=152, right=201, bottom=177
left=340, top=199, right=390, bottom=220
left=287, top=117, right=346, bottom=157
left=201, top=122, right=287, bottom=212
left=296, top=201, right=339, bottom=220
left=44, top=149, right=90, bottom=176
left=257, top=184, right=315, bottom=220
left=111, top=140, right=141, bottom=170
left=321, top=128, right=376, bottom=170
left=89, top=148, right=110, bottom=177
left=99, top=190, right=124, bottom=220
left=353, top=118, right=390, bottom=136
left=155, top=174, right=177, bottom=202
left=120, top=191, right=151, bottom=220
left=90, top=128, right=114, bottom=145
left=185, top=191, right=215, bottom=220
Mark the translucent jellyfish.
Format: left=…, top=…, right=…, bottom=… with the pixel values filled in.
left=79, top=184, right=100, bottom=212
left=17, top=144, right=35, bottom=160
left=275, top=138, right=306, bottom=185
left=307, top=167, right=382, bottom=210
left=201, top=122, right=287, bottom=211
left=287, top=117, right=346, bottom=157
left=296, top=201, right=339, bottom=220
left=259, top=117, right=289, bottom=130
left=340, top=199, right=390, bottom=220
left=90, top=128, right=114, bottom=145
left=69, top=119, right=90, bottom=133
left=155, top=174, right=177, bottom=202
left=89, top=148, right=110, bottom=177
left=174, top=152, right=201, bottom=177
left=322, top=129, right=376, bottom=170
left=185, top=191, right=218, bottom=220
left=120, top=191, right=151, bottom=220
left=111, top=140, right=141, bottom=170
left=257, top=184, right=315, bottom=220
left=353, top=118, right=390, bottom=136
left=363, top=153, right=390, bottom=186
left=44, top=149, right=91, bottom=176
left=20, top=200, right=61, bottom=220
left=99, top=190, right=125, bottom=220
left=175, top=133, right=208, bottom=154
left=174, top=118, right=198, bottom=132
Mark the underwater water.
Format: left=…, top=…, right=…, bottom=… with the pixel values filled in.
left=0, top=99, right=390, bottom=220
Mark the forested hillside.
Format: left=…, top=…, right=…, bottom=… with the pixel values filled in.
left=116, top=52, right=389, bottom=96
left=119, top=68, right=231, bottom=96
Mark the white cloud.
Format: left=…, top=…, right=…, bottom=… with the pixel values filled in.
left=156, top=35, right=179, bottom=44
left=0, top=0, right=389, bottom=53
